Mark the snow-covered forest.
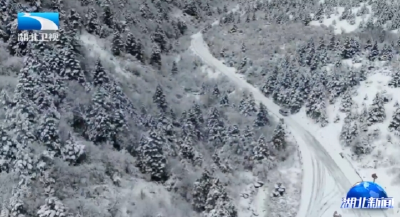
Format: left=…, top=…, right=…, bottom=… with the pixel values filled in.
left=2, top=0, right=400, bottom=216
left=0, top=0, right=295, bottom=217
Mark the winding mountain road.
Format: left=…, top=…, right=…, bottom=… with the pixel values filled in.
left=190, top=32, right=389, bottom=217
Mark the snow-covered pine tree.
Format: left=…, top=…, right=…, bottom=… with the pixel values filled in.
left=102, top=5, right=114, bottom=28
left=192, top=170, right=213, bottom=212
left=37, top=105, right=62, bottom=158
left=306, top=83, right=328, bottom=124
left=150, top=44, right=162, bottom=69
left=205, top=179, right=237, bottom=217
left=171, top=61, right=178, bottom=75
left=92, top=59, right=109, bottom=86
left=352, top=135, right=371, bottom=155
left=156, top=112, right=176, bottom=144
left=125, top=32, right=144, bottom=62
left=136, top=135, right=168, bottom=182
left=252, top=135, right=271, bottom=161
left=7, top=26, right=28, bottom=56
left=153, top=25, right=168, bottom=52
left=340, top=121, right=358, bottom=146
left=61, top=50, right=87, bottom=86
left=0, top=127, right=18, bottom=173
left=61, top=132, right=85, bottom=165
left=261, top=67, right=278, bottom=96
left=66, top=9, right=81, bottom=31
left=212, top=85, right=220, bottom=98
left=0, top=89, right=13, bottom=113
left=271, top=119, right=286, bottom=151
left=341, top=37, right=359, bottom=59
left=254, top=102, right=269, bottom=127
left=87, top=85, right=126, bottom=148
left=207, top=107, right=226, bottom=147
left=241, top=125, right=254, bottom=145
left=238, top=92, right=257, bottom=116
left=368, top=41, right=379, bottom=61
left=111, top=30, right=124, bottom=56
left=339, top=90, right=353, bottom=113
left=379, top=43, right=393, bottom=61
left=153, top=85, right=168, bottom=113
left=389, top=107, right=400, bottom=136
left=219, top=93, right=229, bottom=107
left=85, top=7, right=100, bottom=34
left=178, top=135, right=196, bottom=161
left=359, top=105, right=368, bottom=132
left=37, top=197, right=67, bottom=217
left=388, top=70, right=400, bottom=88
left=367, top=93, right=386, bottom=125
left=226, top=125, right=240, bottom=147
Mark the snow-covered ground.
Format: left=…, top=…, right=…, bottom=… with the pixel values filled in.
left=292, top=72, right=400, bottom=214
left=310, top=5, right=372, bottom=34
left=190, top=32, right=396, bottom=217
left=80, top=33, right=132, bottom=78
left=235, top=172, right=269, bottom=217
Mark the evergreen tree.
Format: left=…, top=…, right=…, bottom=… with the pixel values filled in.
left=37, top=197, right=67, bottom=217
left=389, top=71, right=400, bottom=88
left=150, top=45, right=162, bottom=69
left=219, top=93, right=229, bottom=107
left=367, top=93, right=386, bottom=125
left=7, top=26, right=28, bottom=56
left=0, top=127, right=18, bottom=173
left=368, top=41, right=379, bottom=61
left=61, top=50, right=87, bottom=86
left=261, top=67, right=278, bottom=96
left=341, top=37, right=359, bottom=59
left=254, top=103, right=269, bottom=127
left=85, top=7, right=99, bottom=34
left=61, top=132, right=85, bottom=165
left=178, top=136, right=196, bottom=161
left=153, top=25, right=168, bottom=52
left=207, top=107, right=226, bottom=147
left=352, top=135, right=371, bottom=155
left=238, top=92, right=257, bottom=116
left=171, top=61, right=178, bottom=75
left=252, top=136, right=271, bottom=161
left=102, top=6, right=114, bottom=28
left=306, top=83, right=327, bottom=124
left=212, top=85, right=220, bottom=97
left=340, top=90, right=353, bottom=113
left=66, top=9, right=81, bottom=31
left=271, top=119, right=286, bottom=151
left=340, top=122, right=358, bottom=146
left=136, top=135, right=168, bottom=182
left=125, top=33, right=144, bottom=62
left=153, top=85, right=168, bottom=112
left=389, top=107, right=400, bottom=136
left=205, top=179, right=238, bottom=217
left=85, top=87, right=125, bottom=145
left=111, top=31, right=123, bottom=56
left=93, top=59, right=109, bottom=86
left=379, top=43, right=393, bottom=61
left=192, top=170, right=213, bottom=212
left=37, top=106, right=62, bottom=157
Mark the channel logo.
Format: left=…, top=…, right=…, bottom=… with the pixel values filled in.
left=17, top=12, right=59, bottom=30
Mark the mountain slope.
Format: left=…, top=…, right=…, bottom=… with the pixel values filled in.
left=0, top=1, right=300, bottom=217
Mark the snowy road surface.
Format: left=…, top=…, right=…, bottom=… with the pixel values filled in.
left=190, top=32, right=391, bottom=217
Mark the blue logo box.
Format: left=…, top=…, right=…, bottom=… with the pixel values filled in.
left=17, top=12, right=59, bottom=30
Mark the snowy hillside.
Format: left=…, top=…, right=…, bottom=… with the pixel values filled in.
left=3, top=0, right=400, bottom=217
left=310, top=72, right=400, bottom=211
left=196, top=0, right=400, bottom=216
